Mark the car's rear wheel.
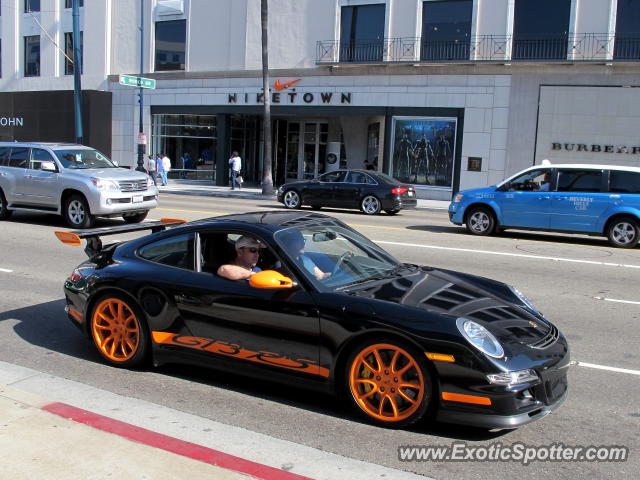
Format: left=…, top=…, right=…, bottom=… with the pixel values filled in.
left=90, top=295, right=149, bottom=367
left=346, top=340, right=431, bottom=428
left=123, top=211, right=149, bottom=224
left=607, top=217, right=639, bottom=248
left=465, top=206, right=496, bottom=236
left=65, top=194, right=95, bottom=228
left=0, top=189, right=12, bottom=220
left=361, top=195, right=381, bottom=215
left=385, top=208, right=400, bottom=215
left=283, top=190, right=301, bottom=209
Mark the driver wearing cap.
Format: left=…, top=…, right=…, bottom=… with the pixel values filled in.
left=217, top=236, right=266, bottom=280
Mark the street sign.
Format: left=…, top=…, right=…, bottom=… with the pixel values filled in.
left=119, top=75, right=156, bottom=89
left=137, top=132, right=147, bottom=144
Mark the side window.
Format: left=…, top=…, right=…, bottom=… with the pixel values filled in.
left=8, top=147, right=29, bottom=168
left=0, top=147, right=11, bottom=166
left=365, top=173, right=377, bottom=185
left=30, top=148, right=56, bottom=170
left=557, top=170, right=603, bottom=192
left=610, top=171, right=640, bottom=194
left=138, top=233, right=195, bottom=270
left=319, top=171, right=346, bottom=183
left=346, top=171, right=367, bottom=183
left=507, top=169, right=548, bottom=191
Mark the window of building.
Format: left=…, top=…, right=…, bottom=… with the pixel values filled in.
left=24, top=35, right=40, bottom=77
left=512, top=0, right=571, bottom=60
left=64, top=32, right=83, bottom=75
left=155, top=20, right=186, bottom=71
left=65, top=0, right=84, bottom=7
left=25, top=0, right=39, bottom=12
left=614, top=0, right=640, bottom=59
left=340, top=4, right=385, bottom=62
left=421, top=0, right=472, bottom=61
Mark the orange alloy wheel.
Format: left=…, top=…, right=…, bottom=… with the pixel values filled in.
left=91, top=298, right=141, bottom=363
left=349, top=343, right=426, bottom=423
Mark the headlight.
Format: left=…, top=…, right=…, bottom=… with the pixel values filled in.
left=487, top=369, right=539, bottom=385
left=90, top=178, right=120, bottom=193
left=456, top=318, right=504, bottom=358
left=509, top=285, right=537, bottom=312
left=453, top=193, right=464, bottom=203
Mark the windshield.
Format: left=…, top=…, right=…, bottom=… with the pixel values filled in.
left=274, top=223, right=401, bottom=290
left=54, top=149, right=117, bottom=169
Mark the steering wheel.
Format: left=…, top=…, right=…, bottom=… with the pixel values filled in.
left=331, top=252, right=353, bottom=276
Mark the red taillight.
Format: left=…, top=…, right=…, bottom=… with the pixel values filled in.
left=69, top=270, right=82, bottom=283
left=391, top=187, right=408, bottom=195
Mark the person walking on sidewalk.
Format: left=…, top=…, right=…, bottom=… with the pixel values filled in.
left=161, top=153, right=171, bottom=185
left=228, top=151, right=242, bottom=190
left=155, top=154, right=165, bottom=186
left=146, top=154, right=158, bottom=186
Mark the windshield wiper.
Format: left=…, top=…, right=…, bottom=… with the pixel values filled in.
left=336, top=264, right=409, bottom=291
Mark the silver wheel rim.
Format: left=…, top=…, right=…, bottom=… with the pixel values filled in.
left=362, top=196, right=379, bottom=214
left=469, top=211, right=490, bottom=233
left=612, top=222, right=636, bottom=245
left=283, top=191, right=299, bottom=208
left=68, top=200, right=86, bottom=225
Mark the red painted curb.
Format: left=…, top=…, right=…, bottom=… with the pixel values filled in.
left=42, top=402, right=314, bottom=480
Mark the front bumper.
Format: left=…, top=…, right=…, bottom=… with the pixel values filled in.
left=448, top=203, right=464, bottom=224
left=88, top=189, right=158, bottom=216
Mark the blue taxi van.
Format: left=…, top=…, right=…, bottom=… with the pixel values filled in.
left=448, top=163, right=640, bottom=248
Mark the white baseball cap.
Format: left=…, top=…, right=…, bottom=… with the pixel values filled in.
left=235, top=236, right=265, bottom=249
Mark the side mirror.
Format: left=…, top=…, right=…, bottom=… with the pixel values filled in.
left=249, top=270, right=294, bottom=289
left=41, top=161, right=57, bottom=172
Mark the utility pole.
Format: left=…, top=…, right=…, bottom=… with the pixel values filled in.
left=136, top=0, right=146, bottom=172
left=261, top=0, right=274, bottom=195
left=72, top=0, right=83, bottom=144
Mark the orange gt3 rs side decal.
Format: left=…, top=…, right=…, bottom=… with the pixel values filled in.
left=151, top=332, right=330, bottom=378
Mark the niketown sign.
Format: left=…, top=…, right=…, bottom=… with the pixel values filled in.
left=552, top=142, right=640, bottom=154
left=228, top=79, right=352, bottom=105
left=0, top=117, right=24, bottom=127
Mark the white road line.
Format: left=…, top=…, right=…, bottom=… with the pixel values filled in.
left=0, top=268, right=13, bottom=273
left=593, top=296, right=640, bottom=305
left=376, top=240, right=640, bottom=269
left=575, top=361, right=640, bottom=376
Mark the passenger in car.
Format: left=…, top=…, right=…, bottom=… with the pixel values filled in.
left=279, top=230, right=331, bottom=281
left=217, top=236, right=265, bottom=280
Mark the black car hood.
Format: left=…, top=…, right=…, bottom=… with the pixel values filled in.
left=345, top=266, right=558, bottom=350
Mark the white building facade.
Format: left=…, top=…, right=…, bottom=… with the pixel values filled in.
left=1, top=0, right=640, bottom=199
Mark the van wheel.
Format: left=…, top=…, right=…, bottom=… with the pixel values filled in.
left=65, top=194, right=95, bottom=228
left=123, top=211, right=148, bottom=224
left=0, top=189, right=12, bottom=220
left=465, top=206, right=496, bottom=236
left=607, top=217, right=639, bottom=248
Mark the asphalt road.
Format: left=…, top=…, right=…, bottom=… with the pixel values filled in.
left=0, top=193, right=638, bottom=479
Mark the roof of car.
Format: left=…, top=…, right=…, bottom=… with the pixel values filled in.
left=0, top=142, right=92, bottom=150
left=188, top=211, right=336, bottom=230
left=528, top=163, right=640, bottom=173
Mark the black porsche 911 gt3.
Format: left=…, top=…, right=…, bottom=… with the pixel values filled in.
left=56, top=211, right=569, bottom=429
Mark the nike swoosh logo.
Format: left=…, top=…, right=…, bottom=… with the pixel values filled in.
left=274, top=79, right=301, bottom=91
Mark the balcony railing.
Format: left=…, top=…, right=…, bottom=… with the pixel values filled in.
left=316, top=34, right=640, bottom=64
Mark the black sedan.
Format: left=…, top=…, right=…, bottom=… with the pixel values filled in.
left=277, top=169, right=417, bottom=215
left=56, top=211, right=568, bottom=429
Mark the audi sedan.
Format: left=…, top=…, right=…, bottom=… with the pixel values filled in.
left=57, top=211, right=568, bottom=430
left=277, top=169, right=417, bottom=215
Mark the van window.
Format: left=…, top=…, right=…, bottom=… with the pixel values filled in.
left=0, top=147, right=11, bottom=166
left=557, top=169, right=603, bottom=192
left=610, top=171, right=640, bottom=194
left=8, top=147, right=29, bottom=168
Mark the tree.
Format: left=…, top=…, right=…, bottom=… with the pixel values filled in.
left=261, top=0, right=274, bottom=195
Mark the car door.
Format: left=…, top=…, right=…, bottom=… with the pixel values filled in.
left=5, top=147, right=30, bottom=204
left=22, top=148, right=59, bottom=207
left=171, top=229, right=324, bottom=379
left=549, top=168, right=607, bottom=232
left=333, top=171, right=368, bottom=208
left=306, top=170, right=347, bottom=207
left=497, top=168, right=552, bottom=229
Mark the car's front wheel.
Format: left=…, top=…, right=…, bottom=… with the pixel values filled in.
left=346, top=340, right=432, bottom=428
left=361, top=195, right=381, bottom=215
left=283, top=190, right=301, bottom=209
left=465, top=206, right=496, bottom=236
left=123, top=211, right=149, bottom=224
left=607, top=217, right=639, bottom=248
left=0, top=189, right=12, bottom=220
left=90, top=294, right=149, bottom=367
left=65, top=194, right=95, bottom=228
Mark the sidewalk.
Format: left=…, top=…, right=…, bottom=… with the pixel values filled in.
left=156, top=179, right=450, bottom=210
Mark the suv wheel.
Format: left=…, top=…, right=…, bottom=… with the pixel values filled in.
left=0, top=189, right=12, bottom=220
left=65, top=194, right=95, bottom=229
left=607, top=217, right=639, bottom=248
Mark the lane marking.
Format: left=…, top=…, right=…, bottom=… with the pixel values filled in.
left=594, top=296, right=640, bottom=305
left=156, top=207, right=228, bottom=215
left=376, top=240, right=640, bottom=269
left=42, top=401, right=314, bottom=480
left=574, top=361, right=640, bottom=376
left=0, top=268, right=13, bottom=273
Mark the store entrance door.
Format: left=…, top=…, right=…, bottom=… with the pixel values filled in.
left=281, top=121, right=328, bottom=181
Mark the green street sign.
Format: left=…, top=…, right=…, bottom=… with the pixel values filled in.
left=119, top=75, right=156, bottom=89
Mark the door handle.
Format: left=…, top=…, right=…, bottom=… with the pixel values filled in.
left=538, top=195, right=550, bottom=200
left=609, top=194, right=621, bottom=199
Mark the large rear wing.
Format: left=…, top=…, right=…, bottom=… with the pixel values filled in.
left=55, top=218, right=186, bottom=259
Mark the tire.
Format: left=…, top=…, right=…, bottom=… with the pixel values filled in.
left=361, top=195, right=381, bottom=215
left=90, top=294, right=149, bottom=367
left=345, top=340, right=432, bottom=428
left=283, top=190, right=301, bottom=209
left=607, top=217, right=639, bottom=248
left=385, top=209, right=400, bottom=215
left=64, top=194, right=95, bottom=228
left=465, top=206, right=496, bottom=236
left=123, top=211, right=149, bottom=224
left=0, top=189, right=12, bottom=220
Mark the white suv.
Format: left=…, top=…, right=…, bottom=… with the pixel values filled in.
left=0, top=142, right=158, bottom=228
